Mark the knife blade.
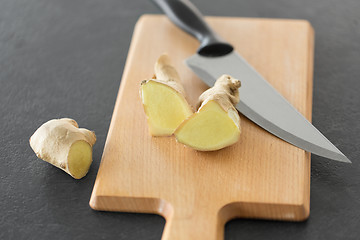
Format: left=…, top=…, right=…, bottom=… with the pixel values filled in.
left=152, top=0, right=350, bottom=163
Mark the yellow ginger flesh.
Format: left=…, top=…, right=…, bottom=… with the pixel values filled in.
left=141, top=80, right=193, bottom=136
left=175, top=100, right=240, bottom=151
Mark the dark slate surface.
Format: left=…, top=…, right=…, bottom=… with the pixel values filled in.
left=1, top=0, right=359, bottom=239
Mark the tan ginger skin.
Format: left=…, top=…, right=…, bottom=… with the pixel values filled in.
left=198, top=74, right=241, bottom=112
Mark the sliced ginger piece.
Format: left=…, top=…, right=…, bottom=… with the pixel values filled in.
left=175, top=100, right=240, bottom=151
left=141, top=80, right=193, bottom=135
left=140, top=54, right=193, bottom=136
left=175, top=75, right=241, bottom=151
left=29, top=118, right=96, bottom=179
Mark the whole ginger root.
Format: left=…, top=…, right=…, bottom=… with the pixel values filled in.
left=29, top=118, right=96, bottom=179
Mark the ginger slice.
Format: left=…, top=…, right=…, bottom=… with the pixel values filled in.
left=175, top=75, right=241, bottom=151
left=140, top=54, right=193, bottom=136
left=29, top=118, right=96, bottom=179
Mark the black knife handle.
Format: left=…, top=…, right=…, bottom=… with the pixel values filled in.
left=151, top=0, right=233, bottom=57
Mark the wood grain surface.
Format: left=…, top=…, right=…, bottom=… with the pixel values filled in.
left=90, top=15, right=314, bottom=240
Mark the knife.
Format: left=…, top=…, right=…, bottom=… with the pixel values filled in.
left=152, top=0, right=350, bottom=163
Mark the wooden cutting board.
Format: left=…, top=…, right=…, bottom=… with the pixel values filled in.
left=90, top=15, right=314, bottom=240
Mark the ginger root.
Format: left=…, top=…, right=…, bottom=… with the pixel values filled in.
left=140, top=54, right=193, bottom=136
left=175, top=75, right=241, bottom=151
left=29, top=118, right=96, bottom=179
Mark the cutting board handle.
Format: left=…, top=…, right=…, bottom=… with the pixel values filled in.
left=162, top=206, right=224, bottom=240
left=152, top=0, right=233, bottom=57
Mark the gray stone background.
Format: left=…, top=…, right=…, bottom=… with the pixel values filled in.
left=1, top=0, right=359, bottom=239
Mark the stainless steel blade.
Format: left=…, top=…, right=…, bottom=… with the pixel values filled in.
left=186, top=52, right=350, bottom=163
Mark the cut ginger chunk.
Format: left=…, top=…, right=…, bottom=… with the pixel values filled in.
left=29, top=118, right=96, bottom=179
left=140, top=54, right=193, bottom=136
left=141, top=80, right=193, bottom=136
left=175, top=100, right=240, bottom=151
